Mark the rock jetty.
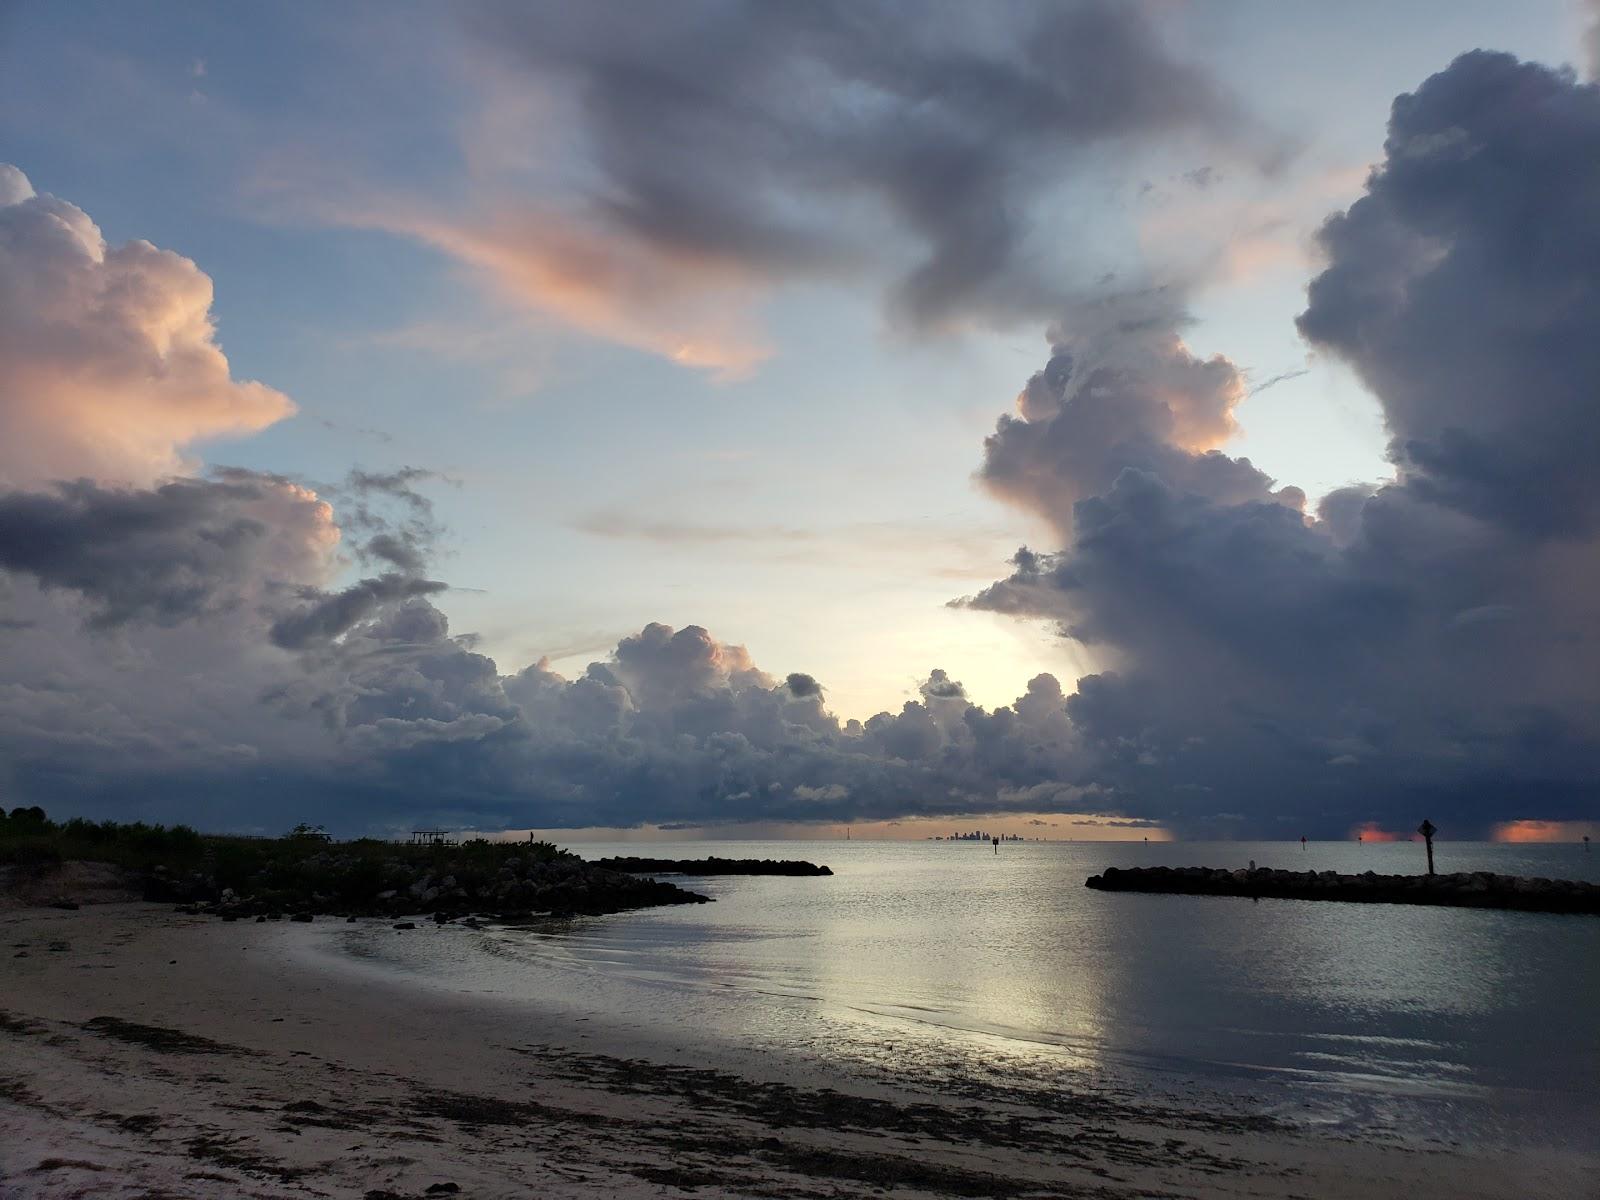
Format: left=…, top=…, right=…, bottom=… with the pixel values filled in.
left=1085, top=865, right=1600, bottom=914
left=590, top=856, right=832, bottom=876
left=145, top=852, right=711, bottom=922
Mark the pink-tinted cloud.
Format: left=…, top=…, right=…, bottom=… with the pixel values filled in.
left=310, top=195, right=772, bottom=380
left=0, top=164, right=295, bottom=487
left=1136, top=162, right=1370, bottom=289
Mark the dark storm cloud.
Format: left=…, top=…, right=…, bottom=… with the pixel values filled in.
left=364, top=533, right=426, bottom=572
left=328, top=466, right=447, bottom=575
left=785, top=673, right=822, bottom=698
left=268, top=574, right=449, bottom=650
left=0, top=475, right=324, bottom=627
left=466, top=0, right=1272, bottom=330
left=9, top=52, right=1600, bottom=839
left=920, top=670, right=967, bottom=700
left=0, top=477, right=1099, bottom=829
left=1297, top=51, right=1600, bottom=536
left=962, top=52, right=1600, bottom=837
left=269, top=612, right=1097, bottom=831
left=1, top=157, right=1108, bottom=833
left=347, top=467, right=440, bottom=508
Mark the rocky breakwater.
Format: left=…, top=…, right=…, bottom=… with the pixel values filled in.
left=1085, top=865, right=1600, bottom=914
left=590, top=856, right=833, bottom=876
left=146, top=849, right=711, bottom=923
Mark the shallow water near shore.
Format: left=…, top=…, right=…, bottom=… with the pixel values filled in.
left=314, top=839, right=1600, bottom=1152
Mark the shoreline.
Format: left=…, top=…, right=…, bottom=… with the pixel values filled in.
left=3, top=903, right=1594, bottom=1199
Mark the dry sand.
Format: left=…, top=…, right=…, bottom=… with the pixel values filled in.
left=1, top=902, right=1591, bottom=1199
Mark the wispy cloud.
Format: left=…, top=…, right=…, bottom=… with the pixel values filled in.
left=574, top=509, right=1020, bottom=582
left=574, top=511, right=816, bottom=545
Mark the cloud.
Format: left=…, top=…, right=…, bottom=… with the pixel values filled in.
left=961, top=51, right=1600, bottom=836
left=975, top=298, right=1300, bottom=545
left=330, top=467, right=449, bottom=576
left=574, top=511, right=817, bottom=545
left=302, top=1, right=1276, bottom=375
left=268, top=574, right=449, bottom=650
left=0, top=164, right=294, bottom=486
left=3, top=476, right=1107, bottom=828
left=0, top=474, right=336, bottom=627
left=785, top=673, right=822, bottom=698
left=367, top=207, right=774, bottom=378
left=7, top=51, right=1600, bottom=840
left=1297, top=51, right=1600, bottom=537
left=1586, top=0, right=1600, bottom=81
left=1247, top=367, right=1309, bottom=396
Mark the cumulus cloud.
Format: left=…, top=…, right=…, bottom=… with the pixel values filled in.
left=977, top=308, right=1298, bottom=542
left=0, top=165, right=294, bottom=486
left=784, top=673, right=822, bottom=698
left=7, top=50, right=1600, bottom=839
left=0, top=155, right=1099, bottom=831
left=268, top=574, right=449, bottom=650
left=962, top=51, right=1600, bottom=836
left=1297, top=51, right=1600, bottom=537
left=0, top=474, right=336, bottom=627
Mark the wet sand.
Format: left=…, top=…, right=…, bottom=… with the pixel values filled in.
left=1, top=903, right=1590, bottom=1199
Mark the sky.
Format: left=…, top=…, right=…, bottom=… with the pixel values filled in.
left=2, top=1, right=1599, bottom=840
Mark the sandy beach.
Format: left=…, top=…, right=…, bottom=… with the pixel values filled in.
left=1, top=902, right=1591, bottom=1200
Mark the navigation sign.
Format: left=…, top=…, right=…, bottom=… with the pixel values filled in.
left=1417, top=819, right=1437, bottom=875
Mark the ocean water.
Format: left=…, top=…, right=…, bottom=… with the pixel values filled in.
left=324, top=839, right=1600, bottom=1150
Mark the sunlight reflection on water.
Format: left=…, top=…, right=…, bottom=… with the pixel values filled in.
left=326, top=839, right=1600, bottom=1148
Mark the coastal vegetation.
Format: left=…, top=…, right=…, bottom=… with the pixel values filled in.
left=0, top=809, right=708, bottom=919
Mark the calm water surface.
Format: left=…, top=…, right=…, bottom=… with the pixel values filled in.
left=332, top=839, right=1600, bottom=1149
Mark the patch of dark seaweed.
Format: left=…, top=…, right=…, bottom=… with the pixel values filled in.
left=765, top=1144, right=1098, bottom=1199
left=114, top=1113, right=164, bottom=1134
left=29, top=1158, right=109, bottom=1173
left=185, top=1134, right=310, bottom=1183
left=0, top=1008, right=45, bottom=1036
left=408, top=1086, right=613, bottom=1132
left=0, top=1074, right=44, bottom=1107
left=626, top=1163, right=739, bottom=1191
left=84, top=1015, right=251, bottom=1057
left=512, top=1043, right=1279, bottom=1180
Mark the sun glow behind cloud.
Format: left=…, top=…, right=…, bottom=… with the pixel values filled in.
left=1491, top=820, right=1600, bottom=844
left=1350, top=822, right=1404, bottom=842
